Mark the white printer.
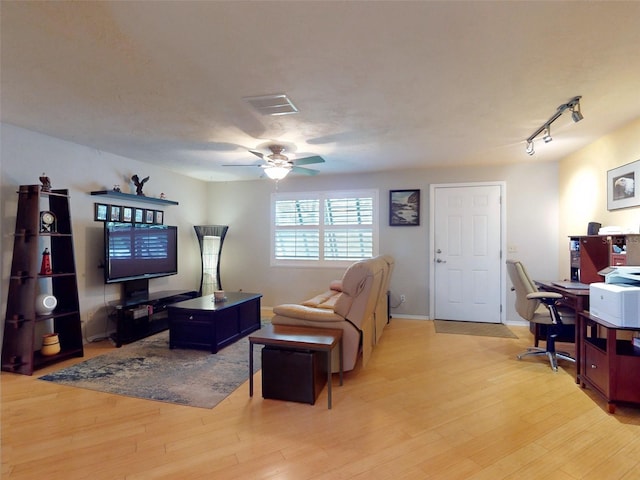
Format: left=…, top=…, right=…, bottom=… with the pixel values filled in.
left=589, top=266, right=640, bottom=327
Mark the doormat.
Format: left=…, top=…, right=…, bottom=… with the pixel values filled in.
left=39, top=329, right=261, bottom=409
left=434, top=320, right=518, bottom=339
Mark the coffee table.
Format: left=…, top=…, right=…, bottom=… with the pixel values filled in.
left=168, top=292, right=262, bottom=353
left=249, top=324, right=343, bottom=409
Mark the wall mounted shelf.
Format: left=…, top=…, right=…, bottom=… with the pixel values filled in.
left=90, top=190, right=179, bottom=206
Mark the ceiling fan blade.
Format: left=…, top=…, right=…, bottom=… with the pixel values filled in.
left=222, top=164, right=262, bottom=167
left=249, top=150, right=265, bottom=159
left=292, top=166, right=320, bottom=176
left=293, top=155, right=325, bottom=166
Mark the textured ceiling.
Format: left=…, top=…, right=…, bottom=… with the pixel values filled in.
left=1, top=1, right=639, bottom=182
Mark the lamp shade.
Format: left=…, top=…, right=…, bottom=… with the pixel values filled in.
left=264, top=166, right=290, bottom=180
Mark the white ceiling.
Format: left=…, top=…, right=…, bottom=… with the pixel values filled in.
left=2, top=1, right=639, bottom=182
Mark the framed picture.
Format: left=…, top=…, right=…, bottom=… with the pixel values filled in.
left=94, top=203, right=108, bottom=221
left=122, top=206, right=133, bottom=223
left=145, top=209, right=154, bottom=224
left=607, top=160, right=640, bottom=211
left=134, top=208, right=144, bottom=224
left=389, top=189, right=420, bottom=226
left=109, top=205, right=122, bottom=222
left=154, top=210, right=164, bottom=225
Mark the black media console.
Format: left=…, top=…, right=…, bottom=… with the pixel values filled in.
left=110, top=289, right=198, bottom=347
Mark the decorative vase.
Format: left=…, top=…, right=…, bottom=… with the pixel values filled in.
left=41, top=333, right=61, bottom=356
left=35, top=294, right=57, bottom=315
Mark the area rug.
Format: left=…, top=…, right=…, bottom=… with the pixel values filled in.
left=39, top=330, right=261, bottom=409
left=434, top=319, right=518, bottom=339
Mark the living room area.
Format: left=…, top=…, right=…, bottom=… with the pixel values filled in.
left=2, top=1, right=640, bottom=478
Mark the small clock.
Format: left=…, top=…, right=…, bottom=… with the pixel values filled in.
left=40, top=210, right=57, bottom=233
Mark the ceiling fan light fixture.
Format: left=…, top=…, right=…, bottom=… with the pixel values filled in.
left=264, top=165, right=291, bottom=180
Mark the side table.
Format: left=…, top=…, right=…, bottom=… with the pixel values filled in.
left=249, top=324, right=343, bottom=409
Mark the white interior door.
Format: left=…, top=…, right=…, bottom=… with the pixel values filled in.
left=431, top=183, right=504, bottom=323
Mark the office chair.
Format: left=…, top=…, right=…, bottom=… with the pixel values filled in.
left=506, top=259, right=576, bottom=371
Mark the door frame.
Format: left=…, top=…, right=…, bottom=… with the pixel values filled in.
left=429, top=181, right=507, bottom=323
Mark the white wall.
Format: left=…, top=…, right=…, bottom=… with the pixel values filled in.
left=1, top=122, right=563, bottom=346
left=558, top=117, right=640, bottom=277
left=206, top=162, right=561, bottom=323
left=1, top=124, right=207, bottom=341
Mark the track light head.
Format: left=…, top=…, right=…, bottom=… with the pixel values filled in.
left=526, top=140, right=535, bottom=155
left=543, top=126, right=553, bottom=143
left=570, top=102, right=583, bottom=122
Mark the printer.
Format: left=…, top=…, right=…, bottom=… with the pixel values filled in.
left=589, top=266, right=640, bottom=327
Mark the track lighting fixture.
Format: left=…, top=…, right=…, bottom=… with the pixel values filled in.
left=524, top=96, right=582, bottom=155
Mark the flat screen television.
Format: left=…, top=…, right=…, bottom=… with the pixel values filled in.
left=104, top=222, right=178, bottom=284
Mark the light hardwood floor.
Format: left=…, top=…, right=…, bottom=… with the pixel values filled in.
left=2, top=318, right=640, bottom=480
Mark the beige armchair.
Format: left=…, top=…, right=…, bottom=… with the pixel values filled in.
left=271, top=255, right=393, bottom=372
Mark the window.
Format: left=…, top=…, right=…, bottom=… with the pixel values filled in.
left=272, top=189, right=378, bottom=266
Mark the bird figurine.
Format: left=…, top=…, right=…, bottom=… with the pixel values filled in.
left=131, top=174, right=149, bottom=196
left=39, top=173, right=51, bottom=192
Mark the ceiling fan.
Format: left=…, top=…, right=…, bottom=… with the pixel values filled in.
left=224, top=145, right=324, bottom=180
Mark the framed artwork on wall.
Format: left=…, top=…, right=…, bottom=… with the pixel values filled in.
left=154, top=210, right=164, bottom=224
left=389, top=189, right=420, bottom=226
left=134, top=208, right=144, bottom=223
left=94, top=203, right=108, bottom=221
left=122, top=207, right=133, bottom=223
left=145, top=209, right=154, bottom=224
left=109, top=205, right=122, bottom=222
left=607, top=159, right=640, bottom=211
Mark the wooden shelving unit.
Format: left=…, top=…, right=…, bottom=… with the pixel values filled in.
left=2, top=185, right=84, bottom=375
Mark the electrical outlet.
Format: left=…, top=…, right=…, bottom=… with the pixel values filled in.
left=400, top=294, right=406, bottom=303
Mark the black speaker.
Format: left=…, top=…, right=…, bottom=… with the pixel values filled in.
left=587, top=222, right=601, bottom=235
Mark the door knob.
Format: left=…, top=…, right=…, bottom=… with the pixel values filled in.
left=436, top=258, right=446, bottom=263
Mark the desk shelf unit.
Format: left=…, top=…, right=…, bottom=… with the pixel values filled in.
left=569, top=234, right=640, bottom=284
left=578, top=312, right=640, bottom=413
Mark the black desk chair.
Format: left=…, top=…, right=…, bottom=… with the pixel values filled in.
left=506, top=259, right=576, bottom=371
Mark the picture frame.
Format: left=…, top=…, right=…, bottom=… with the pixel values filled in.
left=145, top=209, right=154, bottom=224
left=134, top=208, right=144, bottom=224
left=607, top=160, right=640, bottom=211
left=122, top=206, right=133, bottom=223
left=94, top=203, right=108, bottom=221
left=389, top=189, right=420, bottom=226
left=154, top=210, right=164, bottom=225
left=109, top=205, right=122, bottom=222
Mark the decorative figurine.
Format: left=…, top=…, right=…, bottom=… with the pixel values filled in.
left=160, top=192, right=166, bottom=200
left=40, top=248, right=52, bottom=275
left=39, top=173, right=51, bottom=192
left=131, top=174, right=149, bottom=196
left=113, top=184, right=121, bottom=192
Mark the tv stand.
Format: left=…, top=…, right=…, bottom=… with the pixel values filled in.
left=110, top=289, right=198, bottom=347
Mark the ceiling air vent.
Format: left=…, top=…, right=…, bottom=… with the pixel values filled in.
left=243, top=94, right=298, bottom=116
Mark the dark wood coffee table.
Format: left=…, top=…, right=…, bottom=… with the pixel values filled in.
left=249, top=324, right=343, bottom=409
left=168, top=292, right=262, bottom=352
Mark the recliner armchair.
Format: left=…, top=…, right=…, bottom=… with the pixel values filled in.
left=506, top=259, right=576, bottom=371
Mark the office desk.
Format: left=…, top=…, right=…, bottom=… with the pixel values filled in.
left=535, top=281, right=590, bottom=382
